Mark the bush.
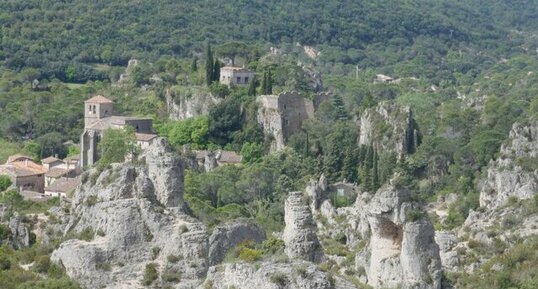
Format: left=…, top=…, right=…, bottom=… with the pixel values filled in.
left=142, top=263, right=159, bottom=286
left=406, top=208, right=425, bottom=222
left=270, top=272, right=288, bottom=286
left=0, top=176, right=12, bottom=191
left=0, top=255, right=11, bottom=271
left=167, top=255, right=181, bottom=263
left=238, top=247, right=262, bottom=262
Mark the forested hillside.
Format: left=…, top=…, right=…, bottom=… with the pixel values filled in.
left=1, top=1, right=538, bottom=288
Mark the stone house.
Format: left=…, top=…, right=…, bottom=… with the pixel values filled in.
left=44, top=176, right=81, bottom=198
left=80, top=95, right=157, bottom=167
left=0, top=159, right=46, bottom=193
left=193, top=150, right=243, bottom=171
left=219, top=66, right=255, bottom=87
left=256, top=91, right=315, bottom=152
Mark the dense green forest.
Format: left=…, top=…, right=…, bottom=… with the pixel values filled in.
left=1, top=1, right=538, bottom=288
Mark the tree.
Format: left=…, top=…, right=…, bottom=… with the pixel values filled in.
left=205, top=43, right=214, bottom=86
left=208, top=98, right=243, bottom=145
left=215, top=41, right=250, bottom=66
left=241, top=142, right=264, bottom=164
left=0, top=176, right=12, bottom=192
left=248, top=76, right=257, bottom=96
left=36, top=132, right=67, bottom=159
left=97, top=127, right=139, bottom=167
left=212, top=59, right=221, bottom=82
left=191, top=56, right=198, bottom=71
left=266, top=71, right=273, bottom=94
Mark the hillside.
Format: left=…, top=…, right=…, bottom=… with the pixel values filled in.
left=0, top=1, right=538, bottom=289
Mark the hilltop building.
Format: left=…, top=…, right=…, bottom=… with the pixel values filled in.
left=256, top=91, right=315, bottom=152
left=0, top=157, right=46, bottom=193
left=80, top=95, right=157, bottom=167
left=219, top=66, right=255, bottom=87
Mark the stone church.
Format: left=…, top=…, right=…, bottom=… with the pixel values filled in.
left=80, top=95, right=157, bottom=167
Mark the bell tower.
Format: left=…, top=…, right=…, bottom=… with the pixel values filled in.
left=84, top=95, right=113, bottom=128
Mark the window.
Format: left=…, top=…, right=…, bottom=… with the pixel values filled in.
left=245, top=77, right=249, bottom=83
left=236, top=77, right=241, bottom=83
left=92, top=105, right=96, bottom=114
left=88, top=105, right=92, bottom=113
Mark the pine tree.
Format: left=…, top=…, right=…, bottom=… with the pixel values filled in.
left=205, top=43, right=213, bottom=86
left=333, top=95, right=348, bottom=121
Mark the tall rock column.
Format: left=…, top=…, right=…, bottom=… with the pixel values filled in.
left=283, top=191, right=323, bottom=262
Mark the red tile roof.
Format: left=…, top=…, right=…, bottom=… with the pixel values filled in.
left=85, top=95, right=113, bottom=103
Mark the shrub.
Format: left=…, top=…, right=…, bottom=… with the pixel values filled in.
left=152, top=247, right=161, bottom=260
left=0, top=175, right=12, bottom=191
left=85, top=195, right=98, bottom=206
left=77, top=227, right=94, bottom=241
left=161, top=269, right=181, bottom=283
left=167, top=255, right=181, bottom=263
left=142, top=263, right=159, bottom=286
left=406, top=208, right=425, bottom=222
left=0, top=255, right=11, bottom=270
left=270, top=273, right=288, bottom=287
left=238, top=247, right=262, bottom=262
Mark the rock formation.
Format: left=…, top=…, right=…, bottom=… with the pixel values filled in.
left=357, top=101, right=420, bottom=156
left=283, top=191, right=323, bottom=262
left=208, top=221, right=266, bottom=265
left=365, top=185, right=442, bottom=289
left=51, top=139, right=266, bottom=289
left=166, top=87, right=220, bottom=120
left=8, top=213, right=31, bottom=249
left=201, top=261, right=355, bottom=289
left=479, top=121, right=538, bottom=209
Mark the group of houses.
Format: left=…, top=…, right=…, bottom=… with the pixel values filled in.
left=0, top=153, right=81, bottom=198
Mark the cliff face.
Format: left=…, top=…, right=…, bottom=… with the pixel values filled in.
left=50, top=139, right=264, bottom=289
left=479, top=121, right=538, bottom=209
left=166, top=87, right=220, bottom=120
left=357, top=102, right=420, bottom=156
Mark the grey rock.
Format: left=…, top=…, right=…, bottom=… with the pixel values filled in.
left=208, top=221, right=266, bottom=265
left=357, top=101, right=419, bottom=157
left=9, top=214, right=31, bottom=249
left=283, top=191, right=323, bottom=262
left=166, top=88, right=220, bottom=120
left=200, top=261, right=355, bottom=289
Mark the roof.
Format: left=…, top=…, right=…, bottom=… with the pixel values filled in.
left=10, top=160, right=47, bottom=174
left=216, top=150, right=243, bottom=164
left=7, top=154, right=33, bottom=164
left=45, top=168, right=69, bottom=178
left=85, top=95, right=113, bottom=104
left=64, top=155, right=80, bottom=162
left=42, top=156, right=63, bottom=164
left=44, top=176, right=81, bottom=193
left=135, top=133, right=158, bottom=142
left=220, top=66, right=255, bottom=73
left=87, top=116, right=153, bottom=131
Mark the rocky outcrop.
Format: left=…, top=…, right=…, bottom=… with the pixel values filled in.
left=166, top=87, right=220, bottom=120
left=283, top=191, right=323, bottom=262
left=434, top=231, right=459, bottom=271
left=479, top=121, right=538, bottom=209
left=208, top=221, right=266, bottom=265
left=357, top=101, right=420, bottom=156
left=365, top=185, right=441, bottom=289
left=141, top=137, right=187, bottom=209
left=201, top=261, right=355, bottom=289
left=9, top=214, right=31, bottom=249
left=52, top=161, right=209, bottom=289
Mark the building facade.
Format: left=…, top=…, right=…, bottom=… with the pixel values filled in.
left=80, top=95, right=157, bottom=167
left=219, top=66, right=256, bottom=86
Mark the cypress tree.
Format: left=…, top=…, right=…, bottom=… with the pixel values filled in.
left=205, top=43, right=213, bottom=86
left=191, top=56, right=198, bottom=72
left=261, top=71, right=267, bottom=94
left=248, top=76, right=257, bottom=96
left=266, top=70, right=273, bottom=94
left=333, top=95, right=348, bottom=121
left=213, top=59, right=221, bottom=82
left=372, top=148, right=379, bottom=190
